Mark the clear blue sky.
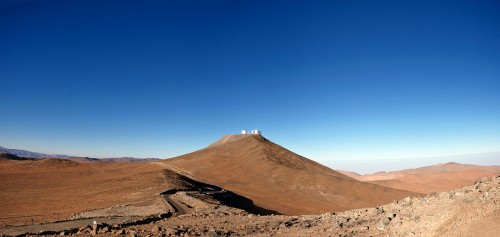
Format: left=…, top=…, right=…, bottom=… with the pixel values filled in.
left=1, top=0, right=499, bottom=172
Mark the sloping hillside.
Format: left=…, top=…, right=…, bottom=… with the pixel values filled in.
left=163, top=134, right=417, bottom=215
left=0, top=157, right=175, bottom=226
left=336, top=169, right=362, bottom=179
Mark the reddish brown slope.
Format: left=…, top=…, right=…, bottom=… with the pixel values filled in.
left=163, top=135, right=417, bottom=215
left=336, top=170, right=362, bottom=179
left=358, top=162, right=500, bottom=194
left=0, top=157, right=176, bottom=226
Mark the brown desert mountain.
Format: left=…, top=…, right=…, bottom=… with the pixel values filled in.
left=343, top=162, right=500, bottom=194
left=163, top=134, right=417, bottom=215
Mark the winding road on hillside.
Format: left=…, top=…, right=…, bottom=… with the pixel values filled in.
left=161, top=187, right=228, bottom=216
left=1, top=163, right=227, bottom=236
left=162, top=194, right=189, bottom=216
left=154, top=162, right=227, bottom=216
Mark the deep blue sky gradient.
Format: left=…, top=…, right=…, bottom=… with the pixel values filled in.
left=1, top=0, right=499, bottom=172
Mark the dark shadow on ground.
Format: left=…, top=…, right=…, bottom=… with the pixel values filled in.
left=161, top=170, right=281, bottom=215
left=210, top=190, right=280, bottom=215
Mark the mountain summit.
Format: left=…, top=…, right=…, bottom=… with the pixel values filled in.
left=163, top=134, right=417, bottom=215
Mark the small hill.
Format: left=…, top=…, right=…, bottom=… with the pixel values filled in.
left=163, top=134, right=417, bottom=215
left=34, top=158, right=81, bottom=168
left=356, top=162, right=500, bottom=194
left=66, top=157, right=102, bottom=163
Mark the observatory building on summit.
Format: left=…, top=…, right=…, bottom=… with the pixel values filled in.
left=241, top=129, right=261, bottom=135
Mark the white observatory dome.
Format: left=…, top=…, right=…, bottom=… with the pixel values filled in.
left=241, top=130, right=248, bottom=134
left=251, top=130, right=261, bottom=135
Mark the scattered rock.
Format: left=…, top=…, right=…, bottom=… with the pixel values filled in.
left=395, top=221, right=403, bottom=228
left=376, top=217, right=391, bottom=230
left=438, top=192, right=451, bottom=199
left=301, top=219, right=313, bottom=228
left=151, top=225, right=160, bottom=234
left=401, top=196, right=412, bottom=206
left=77, top=226, right=91, bottom=234
left=284, top=218, right=300, bottom=227
left=480, top=177, right=489, bottom=183
left=99, top=226, right=109, bottom=233
left=205, top=230, right=219, bottom=237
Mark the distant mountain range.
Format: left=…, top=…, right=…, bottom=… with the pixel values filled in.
left=0, top=146, right=160, bottom=162
left=0, top=146, right=69, bottom=158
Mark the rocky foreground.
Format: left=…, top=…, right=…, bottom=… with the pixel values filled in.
left=1, top=176, right=498, bottom=237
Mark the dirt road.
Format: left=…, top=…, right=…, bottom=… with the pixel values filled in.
left=162, top=194, right=190, bottom=216
left=0, top=216, right=143, bottom=236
